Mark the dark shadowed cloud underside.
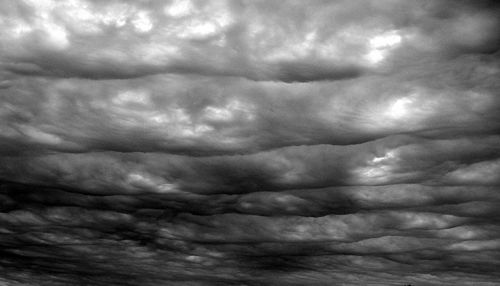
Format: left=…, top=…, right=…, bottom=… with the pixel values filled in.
left=1, top=0, right=500, bottom=285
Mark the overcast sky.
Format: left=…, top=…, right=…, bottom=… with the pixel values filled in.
left=1, top=0, right=500, bottom=285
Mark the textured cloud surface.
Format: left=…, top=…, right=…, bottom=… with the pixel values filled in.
left=1, top=0, right=500, bottom=285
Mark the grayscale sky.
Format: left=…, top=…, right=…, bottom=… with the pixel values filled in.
left=1, top=0, right=500, bottom=285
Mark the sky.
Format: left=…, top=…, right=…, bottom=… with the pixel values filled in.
left=1, top=0, right=500, bottom=285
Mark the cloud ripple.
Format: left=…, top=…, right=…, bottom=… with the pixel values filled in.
left=1, top=0, right=500, bottom=285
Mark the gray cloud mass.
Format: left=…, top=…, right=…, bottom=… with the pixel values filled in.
left=1, top=0, right=500, bottom=285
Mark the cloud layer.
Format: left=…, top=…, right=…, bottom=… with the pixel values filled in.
left=1, top=0, right=500, bottom=285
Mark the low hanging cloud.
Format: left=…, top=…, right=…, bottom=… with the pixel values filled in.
left=1, top=0, right=500, bottom=285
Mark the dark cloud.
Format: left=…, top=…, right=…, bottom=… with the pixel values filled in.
left=1, top=56, right=499, bottom=155
left=1, top=0, right=499, bottom=82
left=1, top=0, right=500, bottom=285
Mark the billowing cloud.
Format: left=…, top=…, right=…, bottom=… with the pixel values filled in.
left=1, top=0, right=500, bottom=285
left=1, top=0, right=499, bottom=81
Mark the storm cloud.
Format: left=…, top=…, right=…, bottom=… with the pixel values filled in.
left=1, top=0, right=500, bottom=285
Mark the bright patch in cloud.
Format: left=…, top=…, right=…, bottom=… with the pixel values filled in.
left=365, top=30, right=402, bottom=64
left=386, top=97, right=414, bottom=119
left=165, top=0, right=195, bottom=18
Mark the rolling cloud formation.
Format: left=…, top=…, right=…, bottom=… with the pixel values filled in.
left=1, top=0, right=500, bottom=285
